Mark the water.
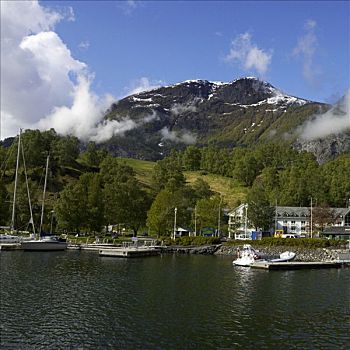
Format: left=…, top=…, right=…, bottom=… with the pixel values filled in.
left=1, top=251, right=349, bottom=349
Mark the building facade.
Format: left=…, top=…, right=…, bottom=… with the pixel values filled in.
left=228, top=204, right=350, bottom=238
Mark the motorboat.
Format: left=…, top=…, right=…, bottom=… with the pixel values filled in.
left=269, top=251, right=296, bottom=262
left=232, top=244, right=264, bottom=267
left=233, top=244, right=296, bottom=267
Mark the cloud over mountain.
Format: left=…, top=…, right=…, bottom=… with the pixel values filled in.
left=300, top=89, right=350, bottom=140
left=0, top=1, right=113, bottom=140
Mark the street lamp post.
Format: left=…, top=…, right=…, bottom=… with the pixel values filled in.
left=194, top=206, right=197, bottom=237
left=173, top=207, right=177, bottom=240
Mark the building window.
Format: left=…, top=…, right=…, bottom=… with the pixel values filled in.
left=301, top=221, right=305, bottom=225
left=291, top=226, right=296, bottom=232
left=291, top=221, right=295, bottom=224
left=345, top=213, right=350, bottom=226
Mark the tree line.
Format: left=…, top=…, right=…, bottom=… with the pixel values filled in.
left=1, top=129, right=349, bottom=236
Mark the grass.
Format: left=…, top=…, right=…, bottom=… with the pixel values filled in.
left=118, top=158, right=248, bottom=207
left=184, top=171, right=248, bottom=208
left=117, top=157, right=155, bottom=187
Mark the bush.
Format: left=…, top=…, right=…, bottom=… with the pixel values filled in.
left=158, top=236, right=221, bottom=246
left=224, top=238, right=344, bottom=249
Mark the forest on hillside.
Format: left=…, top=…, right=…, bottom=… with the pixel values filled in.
left=1, top=129, right=349, bottom=236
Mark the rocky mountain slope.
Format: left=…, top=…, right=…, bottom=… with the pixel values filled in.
left=100, top=77, right=343, bottom=161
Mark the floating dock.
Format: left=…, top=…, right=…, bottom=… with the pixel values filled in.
left=0, top=243, right=21, bottom=250
left=99, top=247, right=160, bottom=258
left=250, top=261, right=345, bottom=270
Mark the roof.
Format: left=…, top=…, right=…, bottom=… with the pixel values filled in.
left=229, top=205, right=350, bottom=218
left=276, top=206, right=350, bottom=218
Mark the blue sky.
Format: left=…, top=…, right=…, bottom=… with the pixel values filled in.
left=51, top=0, right=349, bottom=101
left=1, top=0, right=349, bottom=139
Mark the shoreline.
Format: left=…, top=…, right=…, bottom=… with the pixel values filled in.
left=161, top=244, right=350, bottom=262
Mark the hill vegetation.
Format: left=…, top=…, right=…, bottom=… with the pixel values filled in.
left=1, top=129, right=349, bottom=237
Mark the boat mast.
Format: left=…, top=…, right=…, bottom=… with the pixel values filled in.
left=11, top=129, right=21, bottom=233
left=39, top=155, right=49, bottom=235
left=21, top=140, right=36, bottom=235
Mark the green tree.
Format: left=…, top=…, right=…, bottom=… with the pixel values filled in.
left=322, top=155, right=350, bottom=207
left=183, top=146, right=201, bottom=171
left=52, top=136, right=80, bottom=167
left=146, top=189, right=175, bottom=236
left=195, top=195, right=223, bottom=233
left=80, top=173, right=105, bottom=233
left=192, top=178, right=213, bottom=200
left=55, top=182, right=88, bottom=233
left=247, top=182, right=274, bottom=231
left=0, top=181, right=10, bottom=225
left=151, top=154, right=185, bottom=193
left=82, top=142, right=107, bottom=167
left=233, top=152, right=260, bottom=186
left=104, top=177, right=151, bottom=235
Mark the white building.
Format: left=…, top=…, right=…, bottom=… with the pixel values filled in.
left=228, top=204, right=257, bottom=240
left=228, top=204, right=350, bottom=238
left=275, top=206, right=350, bottom=235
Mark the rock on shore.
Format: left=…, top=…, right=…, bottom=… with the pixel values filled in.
left=215, top=245, right=349, bottom=262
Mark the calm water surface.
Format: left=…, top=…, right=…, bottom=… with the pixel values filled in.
left=1, top=251, right=349, bottom=349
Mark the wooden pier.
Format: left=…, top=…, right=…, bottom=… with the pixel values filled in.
left=250, top=261, right=345, bottom=270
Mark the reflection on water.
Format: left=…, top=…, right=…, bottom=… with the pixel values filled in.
left=1, top=251, right=349, bottom=349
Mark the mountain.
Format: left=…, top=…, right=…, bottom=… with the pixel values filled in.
left=294, top=92, right=350, bottom=163
left=99, top=77, right=335, bottom=160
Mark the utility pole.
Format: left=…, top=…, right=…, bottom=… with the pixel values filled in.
left=244, top=204, right=248, bottom=238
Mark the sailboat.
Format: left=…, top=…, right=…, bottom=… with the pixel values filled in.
left=21, top=154, right=67, bottom=251
left=1, top=130, right=27, bottom=244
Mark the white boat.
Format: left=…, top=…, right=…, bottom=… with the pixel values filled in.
left=233, top=244, right=263, bottom=266
left=270, top=251, right=296, bottom=262
left=0, top=234, right=21, bottom=243
left=233, top=244, right=296, bottom=267
left=21, top=235, right=67, bottom=251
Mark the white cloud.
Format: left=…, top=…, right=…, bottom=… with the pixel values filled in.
left=91, top=111, right=158, bottom=143
left=293, top=19, right=320, bottom=86
left=170, top=103, right=197, bottom=116
left=36, top=75, right=114, bottom=140
left=224, top=32, right=272, bottom=75
left=124, top=77, right=164, bottom=96
left=160, top=127, right=196, bottom=144
left=78, top=40, right=90, bottom=50
left=118, top=0, right=140, bottom=15
left=299, top=89, right=350, bottom=140
left=0, top=1, right=124, bottom=142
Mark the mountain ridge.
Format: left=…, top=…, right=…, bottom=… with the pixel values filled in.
left=101, top=77, right=334, bottom=160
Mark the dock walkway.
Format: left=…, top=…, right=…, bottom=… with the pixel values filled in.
left=250, top=261, right=348, bottom=270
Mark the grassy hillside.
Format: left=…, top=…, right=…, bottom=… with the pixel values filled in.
left=117, top=157, right=155, bottom=187
left=119, top=157, right=247, bottom=208
left=184, top=171, right=247, bottom=208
